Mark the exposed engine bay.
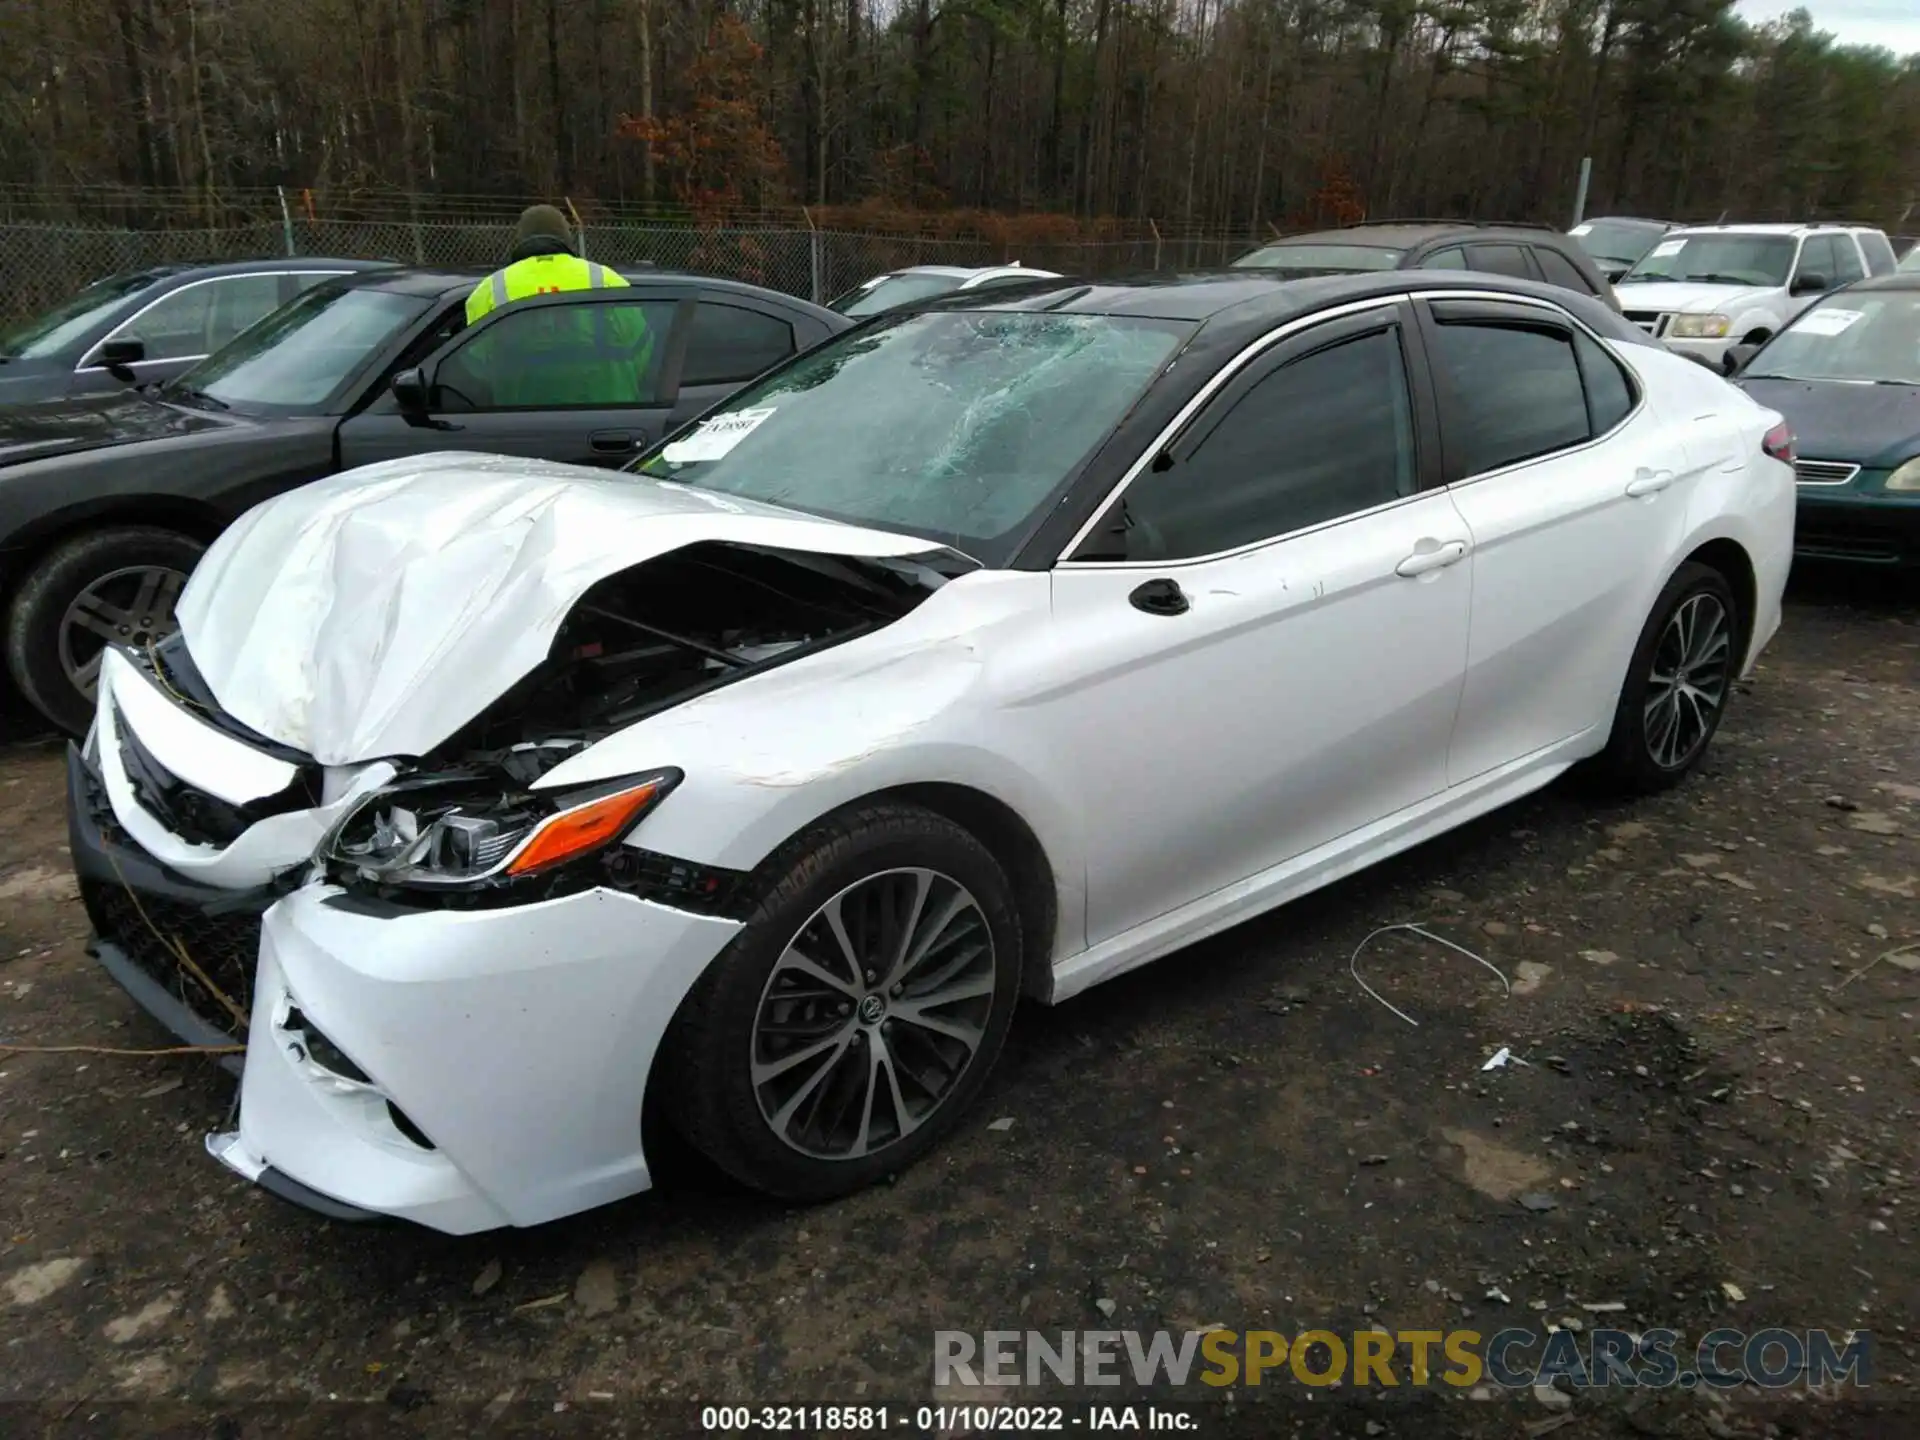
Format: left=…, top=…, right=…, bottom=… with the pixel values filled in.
left=434, top=539, right=953, bottom=765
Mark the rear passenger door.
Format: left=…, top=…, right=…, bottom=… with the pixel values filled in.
left=669, top=291, right=807, bottom=422
left=1420, top=296, right=1696, bottom=784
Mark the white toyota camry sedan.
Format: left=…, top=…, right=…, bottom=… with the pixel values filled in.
left=68, top=270, right=1796, bottom=1233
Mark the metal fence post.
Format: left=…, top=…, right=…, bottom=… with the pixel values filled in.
left=1571, top=157, right=1592, bottom=228
left=803, top=208, right=824, bottom=304
left=276, top=187, right=296, bottom=256
left=565, top=197, right=585, bottom=261
left=1150, top=218, right=1162, bottom=272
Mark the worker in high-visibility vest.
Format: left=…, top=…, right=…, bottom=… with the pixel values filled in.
left=460, top=205, right=652, bottom=408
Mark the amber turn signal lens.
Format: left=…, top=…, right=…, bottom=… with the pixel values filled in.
left=506, top=781, right=665, bottom=877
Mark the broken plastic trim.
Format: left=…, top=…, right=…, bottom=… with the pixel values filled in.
left=114, top=698, right=323, bottom=849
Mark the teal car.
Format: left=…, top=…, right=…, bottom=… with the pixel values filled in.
left=1731, top=273, right=1920, bottom=566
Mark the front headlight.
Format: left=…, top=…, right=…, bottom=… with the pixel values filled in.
left=1670, top=314, right=1732, bottom=339
left=324, top=767, right=681, bottom=893
left=1885, top=457, right=1920, bottom=493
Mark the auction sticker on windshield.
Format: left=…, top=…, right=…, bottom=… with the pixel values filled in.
left=663, top=407, right=776, bottom=463
left=1795, top=308, right=1866, bottom=337
left=1649, top=239, right=1686, bottom=259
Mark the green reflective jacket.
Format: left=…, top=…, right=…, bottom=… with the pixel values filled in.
left=465, top=253, right=629, bottom=323
left=460, top=254, right=653, bottom=408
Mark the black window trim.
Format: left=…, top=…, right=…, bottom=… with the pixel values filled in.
left=419, top=286, right=695, bottom=414
left=1059, top=297, right=1446, bottom=569
left=1414, top=292, right=1647, bottom=487
left=678, top=289, right=802, bottom=388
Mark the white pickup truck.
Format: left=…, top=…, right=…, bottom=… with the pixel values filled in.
left=1613, top=223, right=1900, bottom=367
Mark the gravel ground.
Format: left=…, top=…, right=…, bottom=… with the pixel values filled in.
left=0, top=569, right=1915, bottom=1439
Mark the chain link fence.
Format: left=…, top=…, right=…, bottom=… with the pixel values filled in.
left=0, top=215, right=1256, bottom=326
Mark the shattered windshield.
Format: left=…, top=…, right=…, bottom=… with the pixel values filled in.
left=631, top=310, right=1189, bottom=562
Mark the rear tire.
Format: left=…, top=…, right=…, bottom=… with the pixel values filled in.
left=4, top=527, right=204, bottom=737
left=662, top=802, right=1022, bottom=1201
left=1588, top=561, right=1740, bottom=795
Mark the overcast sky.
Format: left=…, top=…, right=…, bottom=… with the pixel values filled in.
left=1735, top=1, right=1920, bottom=56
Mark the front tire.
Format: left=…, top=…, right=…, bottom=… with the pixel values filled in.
left=663, top=802, right=1022, bottom=1201
left=4, top=527, right=204, bottom=737
left=1590, top=561, right=1740, bottom=795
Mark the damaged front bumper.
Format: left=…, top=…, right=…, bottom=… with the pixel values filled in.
left=206, top=882, right=742, bottom=1233
left=68, top=740, right=267, bottom=1074
left=73, top=645, right=395, bottom=1060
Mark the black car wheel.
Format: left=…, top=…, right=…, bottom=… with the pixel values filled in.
left=5, top=527, right=204, bottom=737
left=663, top=801, right=1022, bottom=1201
left=1590, top=560, right=1740, bottom=794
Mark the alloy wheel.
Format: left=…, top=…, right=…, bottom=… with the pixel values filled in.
left=1643, top=592, right=1731, bottom=770
left=57, top=564, right=189, bottom=701
left=751, top=867, right=997, bottom=1161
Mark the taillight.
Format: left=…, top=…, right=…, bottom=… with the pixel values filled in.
left=1762, top=422, right=1795, bottom=465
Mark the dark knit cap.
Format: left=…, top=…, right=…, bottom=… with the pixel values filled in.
left=510, top=204, right=576, bottom=260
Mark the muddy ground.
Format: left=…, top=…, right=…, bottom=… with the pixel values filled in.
left=1, top=568, right=1916, bottom=1440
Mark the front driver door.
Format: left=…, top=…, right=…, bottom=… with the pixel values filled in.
left=337, top=289, right=691, bottom=470
left=1039, top=301, right=1474, bottom=947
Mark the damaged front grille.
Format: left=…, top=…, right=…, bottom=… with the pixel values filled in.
left=113, top=699, right=323, bottom=850
left=81, top=879, right=260, bottom=1039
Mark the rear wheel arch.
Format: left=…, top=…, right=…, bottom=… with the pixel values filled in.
left=1681, top=536, right=1757, bottom=669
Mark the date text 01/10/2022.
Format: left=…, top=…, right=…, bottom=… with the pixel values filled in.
left=698, top=1404, right=1198, bottom=1431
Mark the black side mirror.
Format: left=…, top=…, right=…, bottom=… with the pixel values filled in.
left=1789, top=272, right=1829, bottom=297
left=389, top=367, right=430, bottom=414
left=97, top=337, right=145, bottom=379
left=1720, top=343, right=1760, bottom=377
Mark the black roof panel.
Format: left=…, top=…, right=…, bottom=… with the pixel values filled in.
left=926, top=268, right=1650, bottom=348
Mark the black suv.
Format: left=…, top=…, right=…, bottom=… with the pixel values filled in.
left=1233, top=221, right=1620, bottom=310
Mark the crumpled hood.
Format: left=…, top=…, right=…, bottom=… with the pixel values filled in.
left=175, top=453, right=968, bottom=765
left=1612, top=280, right=1777, bottom=316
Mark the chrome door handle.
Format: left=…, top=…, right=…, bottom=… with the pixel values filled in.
left=1395, top=539, right=1468, bottom=577
left=1626, top=468, right=1674, bottom=497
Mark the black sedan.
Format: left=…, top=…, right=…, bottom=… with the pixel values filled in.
left=0, top=266, right=850, bottom=734
left=0, top=258, right=387, bottom=408
left=1728, top=272, right=1920, bottom=567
